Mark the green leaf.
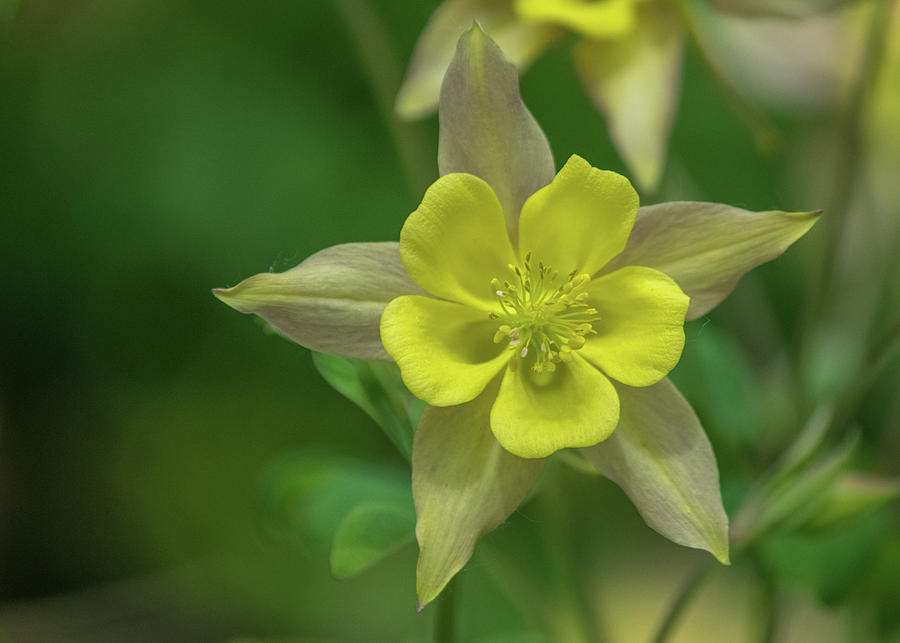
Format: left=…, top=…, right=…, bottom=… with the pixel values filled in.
left=759, top=511, right=884, bottom=605
left=438, top=24, right=556, bottom=245
left=413, top=383, right=545, bottom=609
left=313, top=352, right=422, bottom=460
left=255, top=448, right=411, bottom=549
left=330, top=501, right=416, bottom=579
left=733, top=434, right=857, bottom=543
left=582, top=378, right=731, bottom=564
left=214, top=242, right=424, bottom=360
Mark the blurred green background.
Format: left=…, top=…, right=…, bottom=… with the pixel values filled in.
left=1, top=0, right=898, bottom=641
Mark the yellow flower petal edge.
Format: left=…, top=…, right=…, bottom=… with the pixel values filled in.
left=515, top=0, right=638, bottom=40
left=518, top=154, right=639, bottom=276
left=579, top=265, right=689, bottom=387
left=413, top=383, right=545, bottom=609
left=381, top=295, right=512, bottom=407
left=400, top=173, right=518, bottom=311
left=490, top=353, right=620, bottom=458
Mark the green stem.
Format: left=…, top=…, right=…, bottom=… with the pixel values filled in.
left=332, top=0, right=436, bottom=197
left=434, top=577, right=456, bottom=643
left=650, top=558, right=715, bottom=643
left=799, top=0, right=894, bottom=359
left=815, top=0, right=893, bottom=303
left=822, top=313, right=900, bottom=441
left=537, top=469, right=600, bottom=643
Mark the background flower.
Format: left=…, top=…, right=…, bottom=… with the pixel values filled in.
left=396, top=0, right=861, bottom=193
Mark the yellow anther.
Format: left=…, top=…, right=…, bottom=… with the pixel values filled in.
left=489, top=255, right=600, bottom=373
left=572, top=274, right=591, bottom=289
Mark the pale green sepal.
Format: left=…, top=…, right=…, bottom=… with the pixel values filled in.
left=396, top=0, right=561, bottom=120
left=330, top=501, right=416, bottom=580
left=413, top=384, right=545, bottom=609
left=709, top=0, right=853, bottom=18
left=213, top=242, right=425, bottom=360
left=573, top=4, right=684, bottom=193
left=312, top=353, right=421, bottom=461
left=582, top=378, right=730, bottom=564
left=601, top=202, right=820, bottom=320
left=439, top=24, right=556, bottom=244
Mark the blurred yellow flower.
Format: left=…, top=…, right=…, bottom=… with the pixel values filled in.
left=397, top=0, right=853, bottom=191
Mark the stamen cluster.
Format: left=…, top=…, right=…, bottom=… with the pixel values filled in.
left=489, top=252, right=600, bottom=373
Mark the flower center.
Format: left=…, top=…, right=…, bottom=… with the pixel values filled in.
left=488, top=252, right=600, bottom=373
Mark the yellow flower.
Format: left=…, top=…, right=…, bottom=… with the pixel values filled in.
left=215, top=25, right=819, bottom=609
left=380, top=155, right=689, bottom=458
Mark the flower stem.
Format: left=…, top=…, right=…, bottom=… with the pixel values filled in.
left=434, top=577, right=456, bottom=643
left=810, top=0, right=893, bottom=322
left=823, top=313, right=900, bottom=441
left=649, top=558, right=715, bottom=643
left=332, top=0, right=436, bottom=197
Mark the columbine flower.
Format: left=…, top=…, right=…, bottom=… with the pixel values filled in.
left=215, top=26, right=818, bottom=609
left=379, top=154, right=690, bottom=458
left=396, top=0, right=851, bottom=191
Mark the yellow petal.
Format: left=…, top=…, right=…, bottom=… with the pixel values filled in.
left=400, top=173, right=518, bottom=310
left=517, top=155, right=638, bottom=275
left=515, top=0, right=637, bottom=39
left=380, top=295, right=511, bottom=407
left=490, top=354, right=619, bottom=458
left=580, top=265, right=689, bottom=387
